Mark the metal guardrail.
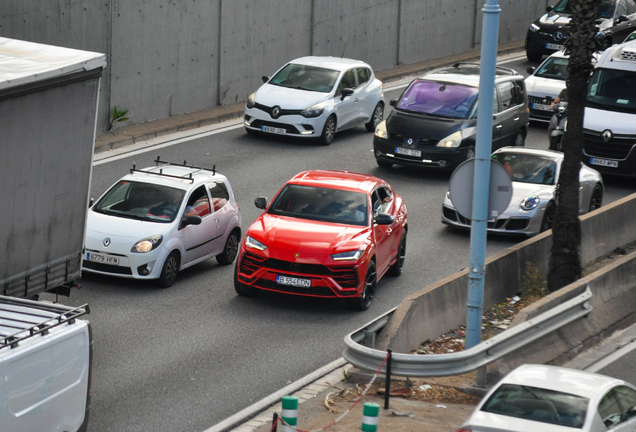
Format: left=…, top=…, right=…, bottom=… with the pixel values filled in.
left=343, top=285, right=593, bottom=377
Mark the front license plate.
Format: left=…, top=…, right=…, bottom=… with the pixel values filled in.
left=395, top=147, right=422, bottom=157
left=546, top=43, right=564, bottom=50
left=276, top=275, right=311, bottom=288
left=532, top=103, right=552, bottom=111
left=262, top=125, right=286, bottom=135
left=590, top=157, right=618, bottom=168
left=86, top=252, right=119, bottom=265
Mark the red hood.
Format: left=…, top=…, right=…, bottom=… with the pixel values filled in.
left=248, top=214, right=370, bottom=258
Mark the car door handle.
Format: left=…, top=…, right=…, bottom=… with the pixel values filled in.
left=355, top=98, right=361, bottom=103
left=215, top=219, right=219, bottom=228
left=513, top=117, right=520, bottom=121
left=495, top=125, right=503, bottom=129
left=387, top=228, right=392, bottom=234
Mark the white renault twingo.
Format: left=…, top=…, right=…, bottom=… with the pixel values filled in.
left=83, top=158, right=241, bottom=287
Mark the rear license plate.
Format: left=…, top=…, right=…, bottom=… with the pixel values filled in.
left=262, top=125, right=286, bottom=135
left=86, top=252, right=119, bottom=265
left=395, top=147, right=422, bottom=157
left=590, top=157, right=618, bottom=168
left=546, top=43, right=564, bottom=50
left=276, top=275, right=311, bottom=288
left=532, top=103, right=551, bottom=111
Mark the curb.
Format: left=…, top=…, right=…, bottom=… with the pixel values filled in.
left=95, top=41, right=525, bottom=154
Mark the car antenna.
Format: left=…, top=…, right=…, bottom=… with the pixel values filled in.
left=341, top=43, right=346, bottom=58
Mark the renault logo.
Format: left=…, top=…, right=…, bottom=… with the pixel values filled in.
left=602, top=130, right=613, bottom=143
left=554, top=32, right=564, bottom=42
left=407, top=138, right=413, bottom=146
left=271, top=106, right=281, bottom=119
left=103, top=238, right=111, bottom=247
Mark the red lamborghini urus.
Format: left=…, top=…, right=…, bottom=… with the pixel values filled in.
left=234, top=170, right=407, bottom=310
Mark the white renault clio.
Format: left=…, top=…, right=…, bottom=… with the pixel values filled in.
left=83, top=158, right=241, bottom=287
left=244, top=56, right=384, bottom=145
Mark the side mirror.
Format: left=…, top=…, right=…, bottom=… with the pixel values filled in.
left=526, top=66, right=536, bottom=75
left=262, top=76, right=270, bottom=83
left=182, top=215, right=202, bottom=226
left=341, top=88, right=354, bottom=100
left=254, top=196, right=268, bottom=210
left=374, top=213, right=394, bottom=225
left=390, top=99, right=398, bottom=107
left=617, top=15, right=629, bottom=23
left=546, top=5, right=553, bottom=12
left=89, top=198, right=94, bottom=208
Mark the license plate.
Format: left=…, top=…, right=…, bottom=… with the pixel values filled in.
left=546, top=43, right=564, bottom=50
left=395, top=147, right=422, bottom=157
left=532, top=103, right=552, bottom=111
left=262, top=125, right=286, bottom=135
left=590, top=157, right=618, bottom=168
left=86, top=252, right=119, bottom=265
left=276, top=275, right=311, bottom=288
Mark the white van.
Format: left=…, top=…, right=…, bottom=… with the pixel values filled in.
left=583, top=39, right=636, bottom=176
left=0, top=296, right=92, bottom=432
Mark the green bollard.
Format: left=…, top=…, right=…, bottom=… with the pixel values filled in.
left=281, top=396, right=298, bottom=432
left=361, top=402, right=380, bottom=432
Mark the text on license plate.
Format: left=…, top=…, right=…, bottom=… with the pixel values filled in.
left=395, top=147, right=422, bottom=157
left=86, top=252, right=119, bottom=265
left=590, top=158, right=618, bottom=168
left=532, top=103, right=551, bottom=111
left=546, top=43, right=564, bottom=50
left=276, top=275, right=311, bottom=288
left=262, top=125, right=286, bottom=135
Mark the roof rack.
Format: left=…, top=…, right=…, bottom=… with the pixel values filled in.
left=129, top=155, right=216, bottom=183
left=450, top=62, right=518, bottom=76
left=0, top=296, right=90, bottom=350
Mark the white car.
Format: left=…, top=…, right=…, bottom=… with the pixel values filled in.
left=244, top=56, right=384, bottom=145
left=459, top=364, right=636, bottom=432
left=83, top=159, right=241, bottom=287
left=525, top=50, right=570, bottom=122
left=442, top=147, right=604, bottom=236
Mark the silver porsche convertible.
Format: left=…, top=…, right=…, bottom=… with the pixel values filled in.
left=441, top=147, right=604, bottom=236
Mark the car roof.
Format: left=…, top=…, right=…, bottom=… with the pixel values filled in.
left=288, top=56, right=372, bottom=72
left=418, top=63, right=520, bottom=87
left=287, top=170, right=385, bottom=193
left=596, top=39, right=636, bottom=71
left=120, top=164, right=227, bottom=191
left=501, top=364, right=625, bottom=399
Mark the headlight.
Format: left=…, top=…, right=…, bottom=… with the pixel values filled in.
left=375, top=120, right=388, bottom=139
left=245, top=235, right=267, bottom=251
left=246, top=93, right=256, bottom=109
left=301, top=102, right=327, bottom=118
left=131, top=235, right=163, bottom=253
left=437, top=131, right=462, bottom=148
left=529, top=23, right=540, bottom=32
left=520, top=196, right=540, bottom=211
left=331, top=250, right=364, bottom=261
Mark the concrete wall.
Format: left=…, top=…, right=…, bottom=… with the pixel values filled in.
left=377, top=192, right=636, bottom=354
left=0, top=0, right=547, bottom=133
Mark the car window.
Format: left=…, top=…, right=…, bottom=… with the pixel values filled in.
left=498, top=82, right=516, bottom=111
left=493, top=88, right=500, bottom=114
left=395, top=79, right=479, bottom=119
left=614, top=386, right=636, bottom=420
left=492, top=152, right=557, bottom=185
left=599, top=0, right=616, bottom=18
left=357, top=67, right=371, bottom=85
left=208, top=181, right=230, bottom=212
left=535, top=57, right=569, bottom=81
left=269, top=63, right=340, bottom=93
left=617, top=0, right=628, bottom=16
left=372, top=187, right=393, bottom=216
left=627, top=0, right=636, bottom=15
left=587, top=68, right=636, bottom=111
left=186, top=185, right=211, bottom=218
left=599, top=389, right=625, bottom=428
left=338, top=69, right=357, bottom=93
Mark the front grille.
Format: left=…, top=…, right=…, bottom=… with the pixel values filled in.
left=83, top=261, right=133, bottom=275
left=505, top=218, right=531, bottom=231
left=240, top=253, right=358, bottom=288
left=254, top=102, right=303, bottom=117
left=583, top=130, right=636, bottom=160
left=388, top=133, right=437, bottom=147
left=249, top=120, right=301, bottom=134
left=251, top=278, right=337, bottom=296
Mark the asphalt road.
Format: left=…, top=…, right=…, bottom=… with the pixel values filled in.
left=42, top=52, right=636, bottom=432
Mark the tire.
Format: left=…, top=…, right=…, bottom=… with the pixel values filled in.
left=526, top=49, right=542, bottom=62
left=350, top=261, right=376, bottom=311
left=376, top=158, right=393, bottom=168
left=600, top=38, right=612, bottom=51
left=318, top=115, right=336, bottom=145
left=216, top=229, right=240, bottom=265
left=466, top=145, right=475, bottom=160
left=158, top=251, right=180, bottom=288
left=365, top=103, right=384, bottom=132
left=540, top=202, right=556, bottom=233
left=388, top=231, right=407, bottom=277
left=513, top=131, right=525, bottom=147
left=234, top=260, right=257, bottom=296
left=589, top=185, right=603, bottom=212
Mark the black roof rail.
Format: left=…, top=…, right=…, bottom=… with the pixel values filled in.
left=0, top=296, right=90, bottom=350
left=128, top=155, right=217, bottom=183
left=450, top=62, right=518, bottom=76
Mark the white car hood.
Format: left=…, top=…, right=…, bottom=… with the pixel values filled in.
left=504, top=182, right=554, bottom=212
left=525, top=75, right=565, bottom=98
left=584, top=107, right=636, bottom=135
left=255, top=83, right=329, bottom=109
left=86, top=210, right=172, bottom=240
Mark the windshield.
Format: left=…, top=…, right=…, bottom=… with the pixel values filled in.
left=395, top=79, right=478, bottom=119
left=535, top=57, right=569, bottom=81
left=93, top=181, right=186, bottom=223
left=554, top=0, right=615, bottom=18
left=269, top=63, right=340, bottom=93
left=587, top=67, right=636, bottom=114
left=268, top=184, right=369, bottom=226
left=482, top=384, right=588, bottom=428
left=493, top=152, right=558, bottom=185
